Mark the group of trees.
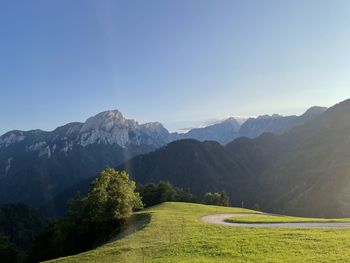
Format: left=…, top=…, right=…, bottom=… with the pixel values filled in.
left=0, top=203, right=48, bottom=263
left=202, top=192, right=230, bottom=206
left=1, top=168, right=232, bottom=263
left=137, top=181, right=197, bottom=207
left=30, top=168, right=143, bottom=262
left=0, top=233, right=25, bottom=263
left=137, top=181, right=230, bottom=207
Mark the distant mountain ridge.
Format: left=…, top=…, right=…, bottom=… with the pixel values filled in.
left=238, top=106, right=327, bottom=138
left=0, top=105, right=327, bottom=215
left=0, top=110, right=170, bottom=151
left=0, top=110, right=171, bottom=209
left=119, top=100, right=350, bottom=217
left=174, top=117, right=241, bottom=144
left=171, top=106, right=326, bottom=144
left=0, top=106, right=326, bottom=150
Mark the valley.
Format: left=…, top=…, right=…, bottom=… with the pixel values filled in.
left=2, top=2, right=349, bottom=262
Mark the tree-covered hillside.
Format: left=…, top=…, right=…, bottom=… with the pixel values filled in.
left=120, top=99, right=350, bottom=217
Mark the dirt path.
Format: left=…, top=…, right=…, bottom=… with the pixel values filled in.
left=201, top=213, right=350, bottom=228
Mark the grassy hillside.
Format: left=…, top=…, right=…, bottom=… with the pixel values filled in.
left=47, top=202, right=350, bottom=262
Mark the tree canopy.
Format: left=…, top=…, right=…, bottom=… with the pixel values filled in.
left=30, top=168, right=142, bottom=262
left=78, top=168, right=143, bottom=223
left=203, top=192, right=230, bottom=207
left=137, top=181, right=196, bottom=207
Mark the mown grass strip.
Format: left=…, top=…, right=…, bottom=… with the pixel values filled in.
left=224, top=214, right=350, bottom=224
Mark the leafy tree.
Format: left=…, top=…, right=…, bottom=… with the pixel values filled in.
left=203, top=192, right=230, bottom=206
left=30, top=169, right=142, bottom=262
left=219, top=192, right=230, bottom=207
left=81, top=168, right=143, bottom=223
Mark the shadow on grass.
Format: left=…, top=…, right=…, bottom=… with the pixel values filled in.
left=108, top=212, right=152, bottom=243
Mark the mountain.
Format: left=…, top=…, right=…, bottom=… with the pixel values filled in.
left=176, top=118, right=241, bottom=144
left=171, top=106, right=326, bottom=145
left=119, top=134, right=280, bottom=209
left=260, top=100, right=350, bottom=217
left=119, top=100, right=350, bottom=217
left=78, top=110, right=170, bottom=147
left=0, top=105, right=330, bottom=217
left=239, top=106, right=327, bottom=138
left=0, top=110, right=171, bottom=211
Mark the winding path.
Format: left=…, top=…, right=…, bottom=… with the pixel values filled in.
left=201, top=213, right=350, bottom=228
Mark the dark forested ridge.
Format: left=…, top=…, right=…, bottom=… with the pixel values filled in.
left=260, top=99, right=350, bottom=217
left=119, top=135, right=281, bottom=210
left=0, top=136, right=156, bottom=210
left=1, top=100, right=349, bottom=262
left=121, top=99, right=350, bottom=217
left=37, top=100, right=350, bottom=218
left=0, top=203, right=48, bottom=263
left=0, top=100, right=347, bottom=221
left=0, top=204, right=48, bottom=252
left=0, top=106, right=324, bottom=217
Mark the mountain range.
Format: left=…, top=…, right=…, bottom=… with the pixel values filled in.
left=0, top=104, right=328, bottom=216
left=0, top=111, right=169, bottom=208
left=121, top=100, right=350, bottom=217
left=238, top=106, right=327, bottom=138
left=177, top=106, right=326, bottom=144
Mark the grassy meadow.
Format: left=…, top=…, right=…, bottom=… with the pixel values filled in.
left=47, top=202, right=350, bottom=263
left=225, top=214, right=350, bottom=224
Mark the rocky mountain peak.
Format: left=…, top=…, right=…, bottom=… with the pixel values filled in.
left=80, top=110, right=138, bottom=133
left=141, top=122, right=165, bottom=129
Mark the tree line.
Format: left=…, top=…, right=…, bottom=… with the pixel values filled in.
left=1, top=168, right=231, bottom=262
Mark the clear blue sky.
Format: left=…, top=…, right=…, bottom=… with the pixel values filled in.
left=1, top=0, right=350, bottom=135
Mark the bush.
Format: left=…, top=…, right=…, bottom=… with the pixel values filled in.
left=202, top=192, right=230, bottom=206
left=137, top=181, right=197, bottom=207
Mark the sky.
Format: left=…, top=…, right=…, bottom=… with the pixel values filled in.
left=1, top=0, right=350, bottom=135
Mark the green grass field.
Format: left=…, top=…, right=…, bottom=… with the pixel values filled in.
left=47, top=202, right=350, bottom=263
left=225, top=214, right=350, bottom=224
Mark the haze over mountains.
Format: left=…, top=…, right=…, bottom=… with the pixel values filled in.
left=177, top=106, right=326, bottom=144
left=122, top=100, right=350, bottom=217
left=239, top=106, right=327, bottom=138
left=0, top=104, right=329, bottom=216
